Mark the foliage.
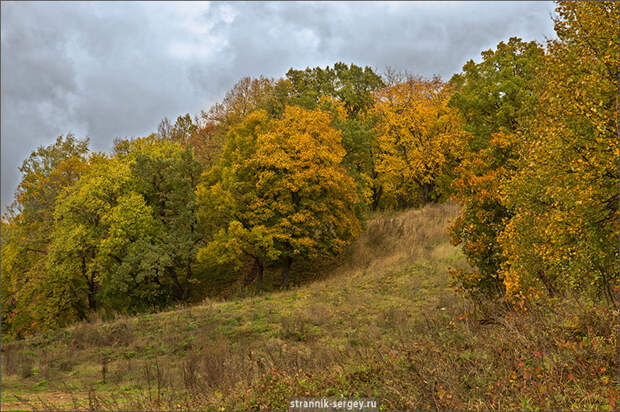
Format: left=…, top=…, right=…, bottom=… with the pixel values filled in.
left=286, top=63, right=385, bottom=209
left=2, top=203, right=616, bottom=411
left=197, top=110, right=277, bottom=287
left=47, top=154, right=132, bottom=327
left=157, top=113, right=198, bottom=144
left=197, top=105, right=361, bottom=288
left=1, top=136, right=205, bottom=334
left=2, top=4, right=617, bottom=340
left=285, top=62, right=385, bottom=118
left=371, top=77, right=466, bottom=209
left=447, top=38, right=546, bottom=298
left=1, top=135, right=90, bottom=336
left=498, top=1, right=619, bottom=303
left=193, top=77, right=284, bottom=169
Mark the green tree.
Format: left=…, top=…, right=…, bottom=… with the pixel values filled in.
left=447, top=38, right=545, bottom=298
left=286, top=62, right=384, bottom=118
left=125, top=136, right=204, bottom=302
left=47, top=154, right=132, bottom=325
left=46, top=136, right=204, bottom=323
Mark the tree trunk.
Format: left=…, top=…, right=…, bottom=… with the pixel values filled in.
left=281, top=256, right=292, bottom=289
left=536, top=270, right=556, bottom=297
left=256, top=258, right=264, bottom=290
left=82, top=256, right=97, bottom=312
left=421, top=182, right=433, bottom=204
left=87, top=287, right=97, bottom=312
left=372, top=184, right=383, bottom=211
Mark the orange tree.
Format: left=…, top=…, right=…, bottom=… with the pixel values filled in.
left=499, top=1, right=619, bottom=304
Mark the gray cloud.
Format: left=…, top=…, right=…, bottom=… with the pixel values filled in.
left=1, top=1, right=557, bottom=211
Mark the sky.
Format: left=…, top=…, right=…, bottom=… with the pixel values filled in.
left=1, top=1, right=558, bottom=212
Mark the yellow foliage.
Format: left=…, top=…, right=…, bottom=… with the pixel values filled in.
left=371, top=77, right=466, bottom=208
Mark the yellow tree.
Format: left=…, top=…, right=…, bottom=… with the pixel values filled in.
left=1, top=136, right=89, bottom=336
left=197, top=105, right=361, bottom=288
left=499, top=1, right=619, bottom=304
left=371, top=77, right=466, bottom=208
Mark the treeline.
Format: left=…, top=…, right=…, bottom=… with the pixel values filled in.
left=1, top=1, right=617, bottom=337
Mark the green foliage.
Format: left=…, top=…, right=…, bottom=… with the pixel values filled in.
left=47, top=154, right=133, bottom=325
left=448, top=38, right=546, bottom=298
left=2, top=136, right=205, bottom=334
left=448, top=38, right=545, bottom=151
left=285, top=62, right=385, bottom=118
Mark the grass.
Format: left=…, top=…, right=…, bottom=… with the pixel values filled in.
left=1, top=202, right=617, bottom=410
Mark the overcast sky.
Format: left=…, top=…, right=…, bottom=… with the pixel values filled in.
left=1, top=1, right=557, bottom=212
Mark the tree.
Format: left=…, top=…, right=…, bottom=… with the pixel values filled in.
left=285, top=63, right=385, bottom=209
left=498, top=1, right=619, bottom=304
left=125, top=136, right=204, bottom=302
left=47, top=154, right=132, bottom=325
left=197, top=105, right=362, bottom=288
left=192, top=76, right=285, bottom=170
left=286, top=62, right=384, bottom=118
left=46, top=136, right=204, bottom=323
left=447, top=38, right=545, bottom=298
left=157, top=113, right=199, bottom=144
left=197, top=111, right=277, bottom=289
left=371, top=77, right=466, bottom=209
left=1, top=135, right=89, bottom=336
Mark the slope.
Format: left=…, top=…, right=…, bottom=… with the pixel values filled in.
left=1, top=202, right=616, bottom=411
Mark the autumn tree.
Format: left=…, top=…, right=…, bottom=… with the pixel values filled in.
left=498, top=1, right=619, bottom=304
left=447, top=38, right=545, bottom=298
left=197, top=111, right=276, bottom=288
left=1, top=135, right=89, bottom=335
left=285, top=63, right=385, bottom=209
left=191, top=76, right=287, bottom=170
left=157, top=113, right=199, bottom=144
left=197, top=105, right=361, bottom=288
left=46, top=154, right=130, bottom=326
left=371, top=77, right=466, bottom=209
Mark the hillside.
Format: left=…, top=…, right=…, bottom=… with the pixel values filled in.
left=1, top=203, right=617, bottom=411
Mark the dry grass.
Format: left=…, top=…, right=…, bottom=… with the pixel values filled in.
left=339, top=201, right=462, bottom=275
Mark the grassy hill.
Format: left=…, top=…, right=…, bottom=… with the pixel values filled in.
left=1, top=203, right=617, bottom=411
